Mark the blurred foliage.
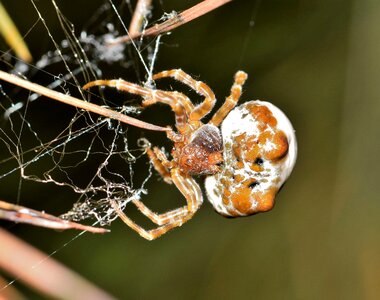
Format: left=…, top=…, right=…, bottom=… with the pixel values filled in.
left=1, top=0, right=380, bottom=299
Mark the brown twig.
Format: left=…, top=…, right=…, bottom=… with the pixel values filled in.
left=107, top=0, right=233, bottom=45
left=128, top=0, right=153, bottom=36
left=0, top=200, right=109, bottom=233
left=0, top=70, right=170, bottom=132
left=0, top=228, right=115, bottom=299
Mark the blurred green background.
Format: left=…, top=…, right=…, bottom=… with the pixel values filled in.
left=1, top=0, right=380, bottom=299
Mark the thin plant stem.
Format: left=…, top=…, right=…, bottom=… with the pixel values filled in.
left=128, top=0, right=153, bottom=36
left=0, top=70, right=170, bottom=132
left=0, top=2, right=32, bottom=62
left=0, top=228, right=115, bottom=299
left=0, top=200, right=109, bottom=233
left=108, top=0, right=233, bottom=44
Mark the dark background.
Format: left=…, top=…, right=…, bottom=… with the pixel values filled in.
left=1, top=0, right=380, bottom=299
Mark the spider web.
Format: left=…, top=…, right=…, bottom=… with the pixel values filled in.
left=0, top=0, right=164, bottom=226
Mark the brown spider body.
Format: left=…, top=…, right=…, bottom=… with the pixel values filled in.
left=176, top=124, right=223, bottom=175
left=83, top=69, right=297, bottom=240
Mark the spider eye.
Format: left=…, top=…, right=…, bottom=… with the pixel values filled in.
left=248, top=181, right=259, bottom=189
left=254, top=157, right=264, bottom=165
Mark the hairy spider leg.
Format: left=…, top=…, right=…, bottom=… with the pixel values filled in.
left=83, top=79, right=193, bottom=132
left=142, top=90, right=193, bottom=132
left=132, top=199, right=189, bottom=225
left=111, top=169, right=202, bottom=240
left=210, top=71, right=248, bottom=126
left=129, top=147, right=188, bottom=225
left=131, top=147, right=192, bottom=226
left=153, top=69, right=216, bottom=122
left=146, top=147, right=172, bottom=184
left=83, top=79, right=152, bottom=98
left=142, top=89, right=194, bottom=116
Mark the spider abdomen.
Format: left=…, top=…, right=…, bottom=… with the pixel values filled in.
left=205, top=100, right=297, bottom=217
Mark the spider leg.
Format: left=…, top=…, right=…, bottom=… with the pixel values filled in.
left=146, top=147, right=172, bottom=184
left=129, top=148, right=185, bottom=225
left=170, top=168, right=203, bottom=213
left=83, top=79, right=192, bottom=131
left=111, top=169, right=202, bottom=240
left=142, top=90, right=194, bottom=114
left=132, top=199, right=188, bottom=225
left=153, top=69, right=216, bottom=122
left=83, top=79, right=153, bottom=98
left=209, top=71, right=248, bottom=126
left=142, top=90, right=193, bottom=130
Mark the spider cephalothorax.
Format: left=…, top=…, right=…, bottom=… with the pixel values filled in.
left=176, top=124, right=223, bottom=175
left=83, top=69, right=297, bottom=240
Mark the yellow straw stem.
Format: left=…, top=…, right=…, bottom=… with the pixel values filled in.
left=0, top=1, right=32, bottom=62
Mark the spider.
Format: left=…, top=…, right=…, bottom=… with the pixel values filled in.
left=83, top=69, right=297, bottom=240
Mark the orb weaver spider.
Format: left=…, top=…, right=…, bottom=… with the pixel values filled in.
left=83, top=69, right=297, bottom=240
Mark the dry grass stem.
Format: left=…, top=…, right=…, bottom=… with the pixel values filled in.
left=0, top=70, right=170, bottom=132
left=108, top=0, right=233, bottom=44
left=0, top=228, right=115, bottom=299
left=0, top=2, right=32, bottom=62
left=0, top=200, right=109, bottom=233
left=128, top=0, right=153, bottom=36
